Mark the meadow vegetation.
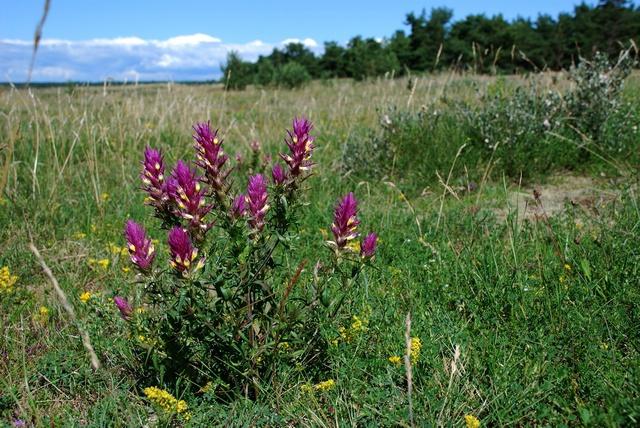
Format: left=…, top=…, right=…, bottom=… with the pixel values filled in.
left=1, top=55, right=640, bottom=426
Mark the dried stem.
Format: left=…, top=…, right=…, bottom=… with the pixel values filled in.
left=29, top=243, right=101, bottom=370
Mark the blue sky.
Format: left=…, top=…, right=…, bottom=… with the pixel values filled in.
left=1, top=0, right=591, bottom=82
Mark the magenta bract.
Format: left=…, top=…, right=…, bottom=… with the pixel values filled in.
left=231, top=194, right=247, bottom=219
left=193, top=122, right=230, bottom=193
left=331, top=192, right=360, bottom=249
left=114, top=296, right=133, bottom=320
left=280, top=117, right=314, bottom=178
left=360, top=232, right=378, bottom=258
left=169, top=160, right=211, bottom=232
left=124, top=220, right=155, bottom=271
left=271, top=163, right=286, bottom=185
left=246, top=174, right=269, bottom=232
left=168, top=227, right=204, bottom=276
left=141, top=147, right=168, bottom=209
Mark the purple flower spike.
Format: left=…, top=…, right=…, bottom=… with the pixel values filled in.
left=193, top=122, right=230, bottom=194
left=360, top=232, right=378, bottom=258
left=141, top=147, right=169, bottom=209
left=114, top=296, right=133, bottom=320
left=168, top=227, right=204, bottom=276
left=246, top=174, right=269, bottom=232
left=231, top=194, right=247, bottom=219
left=271, top=164, right=286, bottom=185
left=280, top=117, right=315, bottom=178
left=330, top=192, right=360, bottom=249
left=169, top=160, right=212, bottom=232
left=124, top=220, right=155, bottom=272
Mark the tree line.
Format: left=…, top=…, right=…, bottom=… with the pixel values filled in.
left=222, top=1, right=639, bottom=89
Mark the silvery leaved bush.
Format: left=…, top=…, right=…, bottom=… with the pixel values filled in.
left=116, top=118, right=378, bottom=398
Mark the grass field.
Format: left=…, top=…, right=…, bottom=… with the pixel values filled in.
left=1, top=70, right=640, bottom=426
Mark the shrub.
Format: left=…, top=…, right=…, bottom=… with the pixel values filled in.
left=221, top=51, right=255, bottom=90
left=565, top=50, right=635, bottom=142
left=116, top=118, right=378, bottom=399
left=274, top=62, right=311, bottom=89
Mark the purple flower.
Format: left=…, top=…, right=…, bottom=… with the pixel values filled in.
left=168, top=227, right=204, bottom=276
left=193, top=122, right=230, bottom=193
left=124, top=220, right=155, bottom=272
left=330, top=192, right=360, bottom=249
left=169, top=160, right=212, bottom=232
left=231, top=194, right=247, bottom=219
left=250, top=140, right=261, bottom=153
left=360, top=232, right=378, bottom=258
left=271, top=163, right=286, bottom=185
left=246, top=174, right=269, bottom=232
left=280, top=117, right=315, bottom=178
left=114, top=296, right=133, bottom=320
left=141, top=147, right=169, bottom=209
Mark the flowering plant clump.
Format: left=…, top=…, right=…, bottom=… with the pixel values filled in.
left=0, top=266, right=18, bottom=294
left=115, top=117, right=378, bottom=398
left=143, top=386, right=191, bottom=421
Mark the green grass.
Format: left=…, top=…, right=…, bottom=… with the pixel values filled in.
left=1, top=73, right=640, bottom=426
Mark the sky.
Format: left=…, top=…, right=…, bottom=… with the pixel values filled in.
left=0, top=0, right=592, bottom=83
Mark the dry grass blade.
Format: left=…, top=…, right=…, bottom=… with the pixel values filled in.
left=29, top=243, right=101, bottom=370
left=27, top=0, right=51, bottom=85
left=403, top=312, right=414, bottom=428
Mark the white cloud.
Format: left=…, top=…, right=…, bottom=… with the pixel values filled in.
left=280, top=37, right=319, bottom=48
left=0, top=33, right=322, bottom=83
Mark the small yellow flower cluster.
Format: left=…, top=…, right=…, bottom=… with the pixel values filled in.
left=198, top=381, right=214, bottom=394
left=345, top=240, right=361, bottom=253
left=107, top=243, right=128, bottom=257
left=101, top=192, right=110, bottom=202
left=410, top=337, right=421, bottom=364
left=137, top=334, right=156, bottom=346
left=314, top=379, right=335, bottom=392
left=564, top=263, right=572, bottom=272
left=388, top=355, right=402, bottom=365
left=79, top=291, right=92, bottom=303
left=88, top=258, right=110, bottom=270
left=277, top=341, right=290, bottom=351
left=143, top=386, right=191, bottom=421
left=34, top=306, right=49, bottom=325
left=335, top=315, right=368, bottom=344
left=301, top=379, right=336, bottom=394
left=465, top=414, right=480, bottom=428
left=0, top=266, right=18, bottom=293
left=73, top=232, right=87, bottom=239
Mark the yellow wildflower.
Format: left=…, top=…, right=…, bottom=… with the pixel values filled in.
left=314, top=379, right=335, bottom=392
left=73, top=232, right=86, bottom=239
left=388, top=355, right=402, bottom=365
left=278, top=341, right=290, bottom=351
left=101, top=192, right=110, bottom=201
left=143, top=386, right=191, bottom=421
left=410, top=337, right=421, bottom=364
left=300, top=383, right=314, bottom=394
left=122, top=266, right=131, bottom=273
left=97, top=259, right=110, bottom=270
left=564, top=263, right=572, bottom=272
left=465, top=414, right=480, bottom=428
left=346, top=240, right=361, bottom=253
left=199, top=381, right=214, bottom=394
left=319, top=228, right=328, bottom=240
left=0, top=266, right=18, bottom=293
left=34, top=306, right=50, bottom=325
left=79, top=291, right=92, bottom=303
